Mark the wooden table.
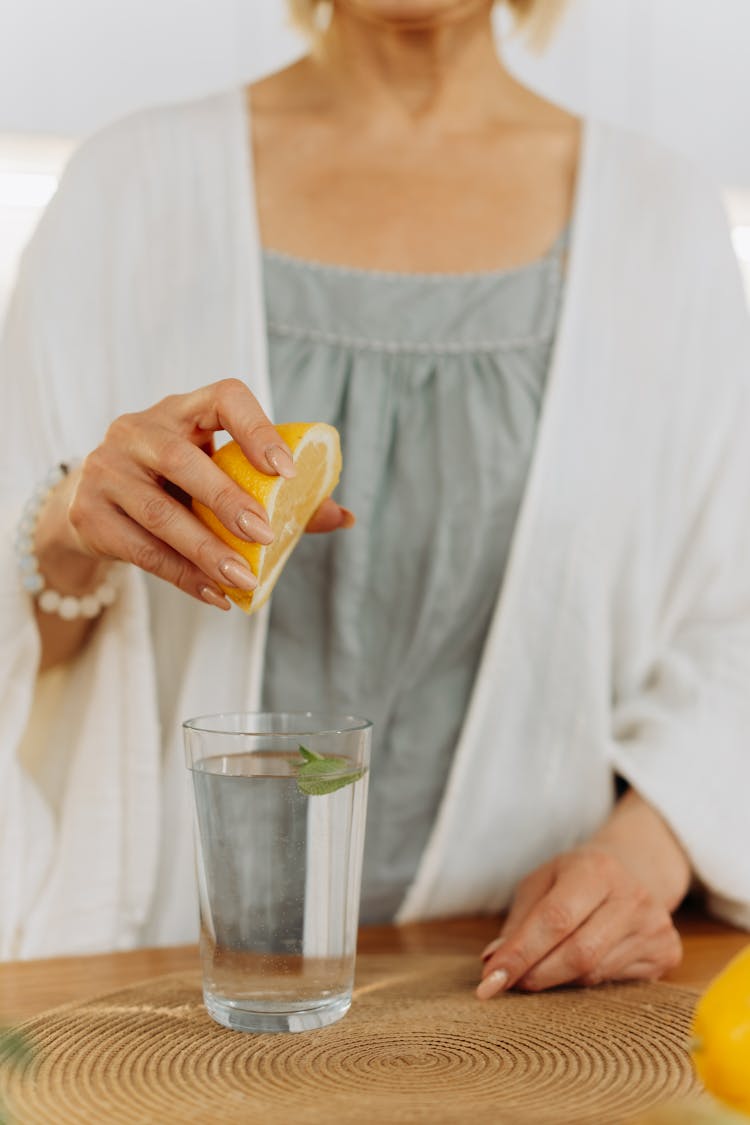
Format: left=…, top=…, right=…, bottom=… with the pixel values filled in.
left=1, top=909, right=747, bottom=1027
left=1, top=911, right=747, bottom=1125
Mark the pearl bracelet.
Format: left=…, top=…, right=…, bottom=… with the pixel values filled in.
left=15, top=462, right=118, bottom=621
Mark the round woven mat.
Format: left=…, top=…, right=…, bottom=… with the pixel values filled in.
left=0, top=953, right=700, bottom=1125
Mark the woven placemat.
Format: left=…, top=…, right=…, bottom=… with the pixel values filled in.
left=0, top=953, right=701, bottom=1125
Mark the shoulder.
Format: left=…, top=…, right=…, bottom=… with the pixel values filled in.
left=22, top=89, right=247, bottom=280
left=63, top=88, right=245, bottom=199
left=584, top=119, right=728, bottom=235
left=585, top=122, right=750, bottom=410
left=15, top=87, right=251, bottom=341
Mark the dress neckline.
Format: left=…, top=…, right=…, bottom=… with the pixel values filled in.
left=261, top=225, right=570, bottom=284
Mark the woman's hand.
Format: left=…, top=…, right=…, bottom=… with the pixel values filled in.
left=477, top=847, right=682, bottom=996
left=45, top=379, right=350, bottom=609
left=477, top=790, right=691, bottom=997
left=32, top=379, right=352, bottom=671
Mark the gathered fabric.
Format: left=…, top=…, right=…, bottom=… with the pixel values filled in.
left=2, top=90, right=749, bottom=957
left=261, top=241, right=564, bottom=923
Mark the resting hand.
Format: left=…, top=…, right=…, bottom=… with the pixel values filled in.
left=39, top=378, right=351, bottom=610
left=477, top=790, right=690, bottom=997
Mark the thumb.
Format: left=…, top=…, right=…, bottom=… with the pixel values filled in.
left=305, top=499, right=356, bottom=534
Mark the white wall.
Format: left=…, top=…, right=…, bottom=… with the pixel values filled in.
left=503, top=0, right=750, bottom=188
left=0, top=0, right=301, bottom=139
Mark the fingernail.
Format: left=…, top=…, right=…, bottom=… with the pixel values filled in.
left=476, top=969, right=509, bottom=1001
left=339, top=507, right=356, bottom=529
left=219, top=558, right=258, bottom=591
left=199, top=584, right=231, bottom=610
left=237, top=510, right=274, bottom=544
left=481, top=937, right=506, bottom=961
left=265, top=445, right=296, bottom=479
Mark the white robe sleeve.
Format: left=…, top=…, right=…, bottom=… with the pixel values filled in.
left=609, top=178, right=750, bottom=928
left=0, top=128, right=162, bottom=957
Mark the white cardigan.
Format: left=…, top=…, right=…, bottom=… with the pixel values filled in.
left=2, top=91, right=750, bottom=958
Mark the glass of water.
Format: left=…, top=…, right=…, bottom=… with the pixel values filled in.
left=183, top=711, right=372, bottom=1033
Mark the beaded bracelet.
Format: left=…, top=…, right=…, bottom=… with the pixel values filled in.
left=15, top=462, right=118, bottom=621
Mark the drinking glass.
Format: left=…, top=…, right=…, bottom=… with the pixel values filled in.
left=183, top=711, right=372, bottom=1033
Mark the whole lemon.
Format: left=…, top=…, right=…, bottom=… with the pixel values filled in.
left=691, top=944, right=750, bottom=1116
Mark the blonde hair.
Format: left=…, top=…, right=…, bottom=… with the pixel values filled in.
left=502, top=0, right=566, bottom=46
left=288, top=1, right=566, bottom=47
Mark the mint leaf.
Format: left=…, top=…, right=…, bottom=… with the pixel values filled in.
left=295, top=744, right=364, bottom=796
left=297, top=746, right=330, bottom=765
left=297, top=770, right=365, bottom=797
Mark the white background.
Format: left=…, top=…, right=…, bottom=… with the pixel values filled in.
left=3, top=0, right=750, bottom=183
left=2, top=0, right=750, bottom=312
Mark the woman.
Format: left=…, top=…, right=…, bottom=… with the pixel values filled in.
left=2, top=0, right=750, bottom=997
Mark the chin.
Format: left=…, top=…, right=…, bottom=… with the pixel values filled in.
left=339, top=0, right=490, bottom=24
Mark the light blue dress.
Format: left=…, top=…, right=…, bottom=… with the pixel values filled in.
left=261, top=237, right=566, bottom=923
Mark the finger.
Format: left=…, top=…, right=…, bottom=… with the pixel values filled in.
left=480, top=867, right=555, bottom=962
left=577, top=919, right=682, bottom=986
left=514, top=898, right=636, bottom=992
left=157, top=439, right=274, bottom=544
left=180, top=380, right=296, bottom=478
left=593, top=951, right=681, bottom=984
left=115, top=481, right=260, bottom=595
left=305, top=501, right=356, bottom=534
left=478, top=867, right=610, bottom=997
left=103, top=418, right=274, bottom=544
left=500, top=866, right=557, bottom=941
left=83, top=507, right=231, bottom=608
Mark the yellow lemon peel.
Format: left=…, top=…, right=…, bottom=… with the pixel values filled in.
left=691, top=943, right=750, bottom=1116
left=193, top=422, right=342, bottom=614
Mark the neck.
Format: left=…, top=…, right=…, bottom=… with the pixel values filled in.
left=313, top=1, right=518, bottom=130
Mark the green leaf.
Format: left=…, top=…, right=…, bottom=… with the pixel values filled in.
left=297, top=769, right=365, bottom=796
left=297, top=746, right=327, bottom=764
left=295, top=744, right=364, bottom=797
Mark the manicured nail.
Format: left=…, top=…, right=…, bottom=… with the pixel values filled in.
left=265, top=445, right=296, bottom=479
left=237, top=510, right=274, bottom=544
left=476, top=969, right=509, bottom=1001
left=481, top=937, right=506, bottom=961
left=219, top=558, right=258, bottom=590
left=339, top=507, right=356, bottom=529
left=199, top=584, right=231, bottom=610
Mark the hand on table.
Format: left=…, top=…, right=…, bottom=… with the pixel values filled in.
left=477, top=844, right=683, bottom=998
left=43, top=379, right=351, bottom=610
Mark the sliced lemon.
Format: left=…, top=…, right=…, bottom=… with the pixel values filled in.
left=193, top=422, right=342, bottom=614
